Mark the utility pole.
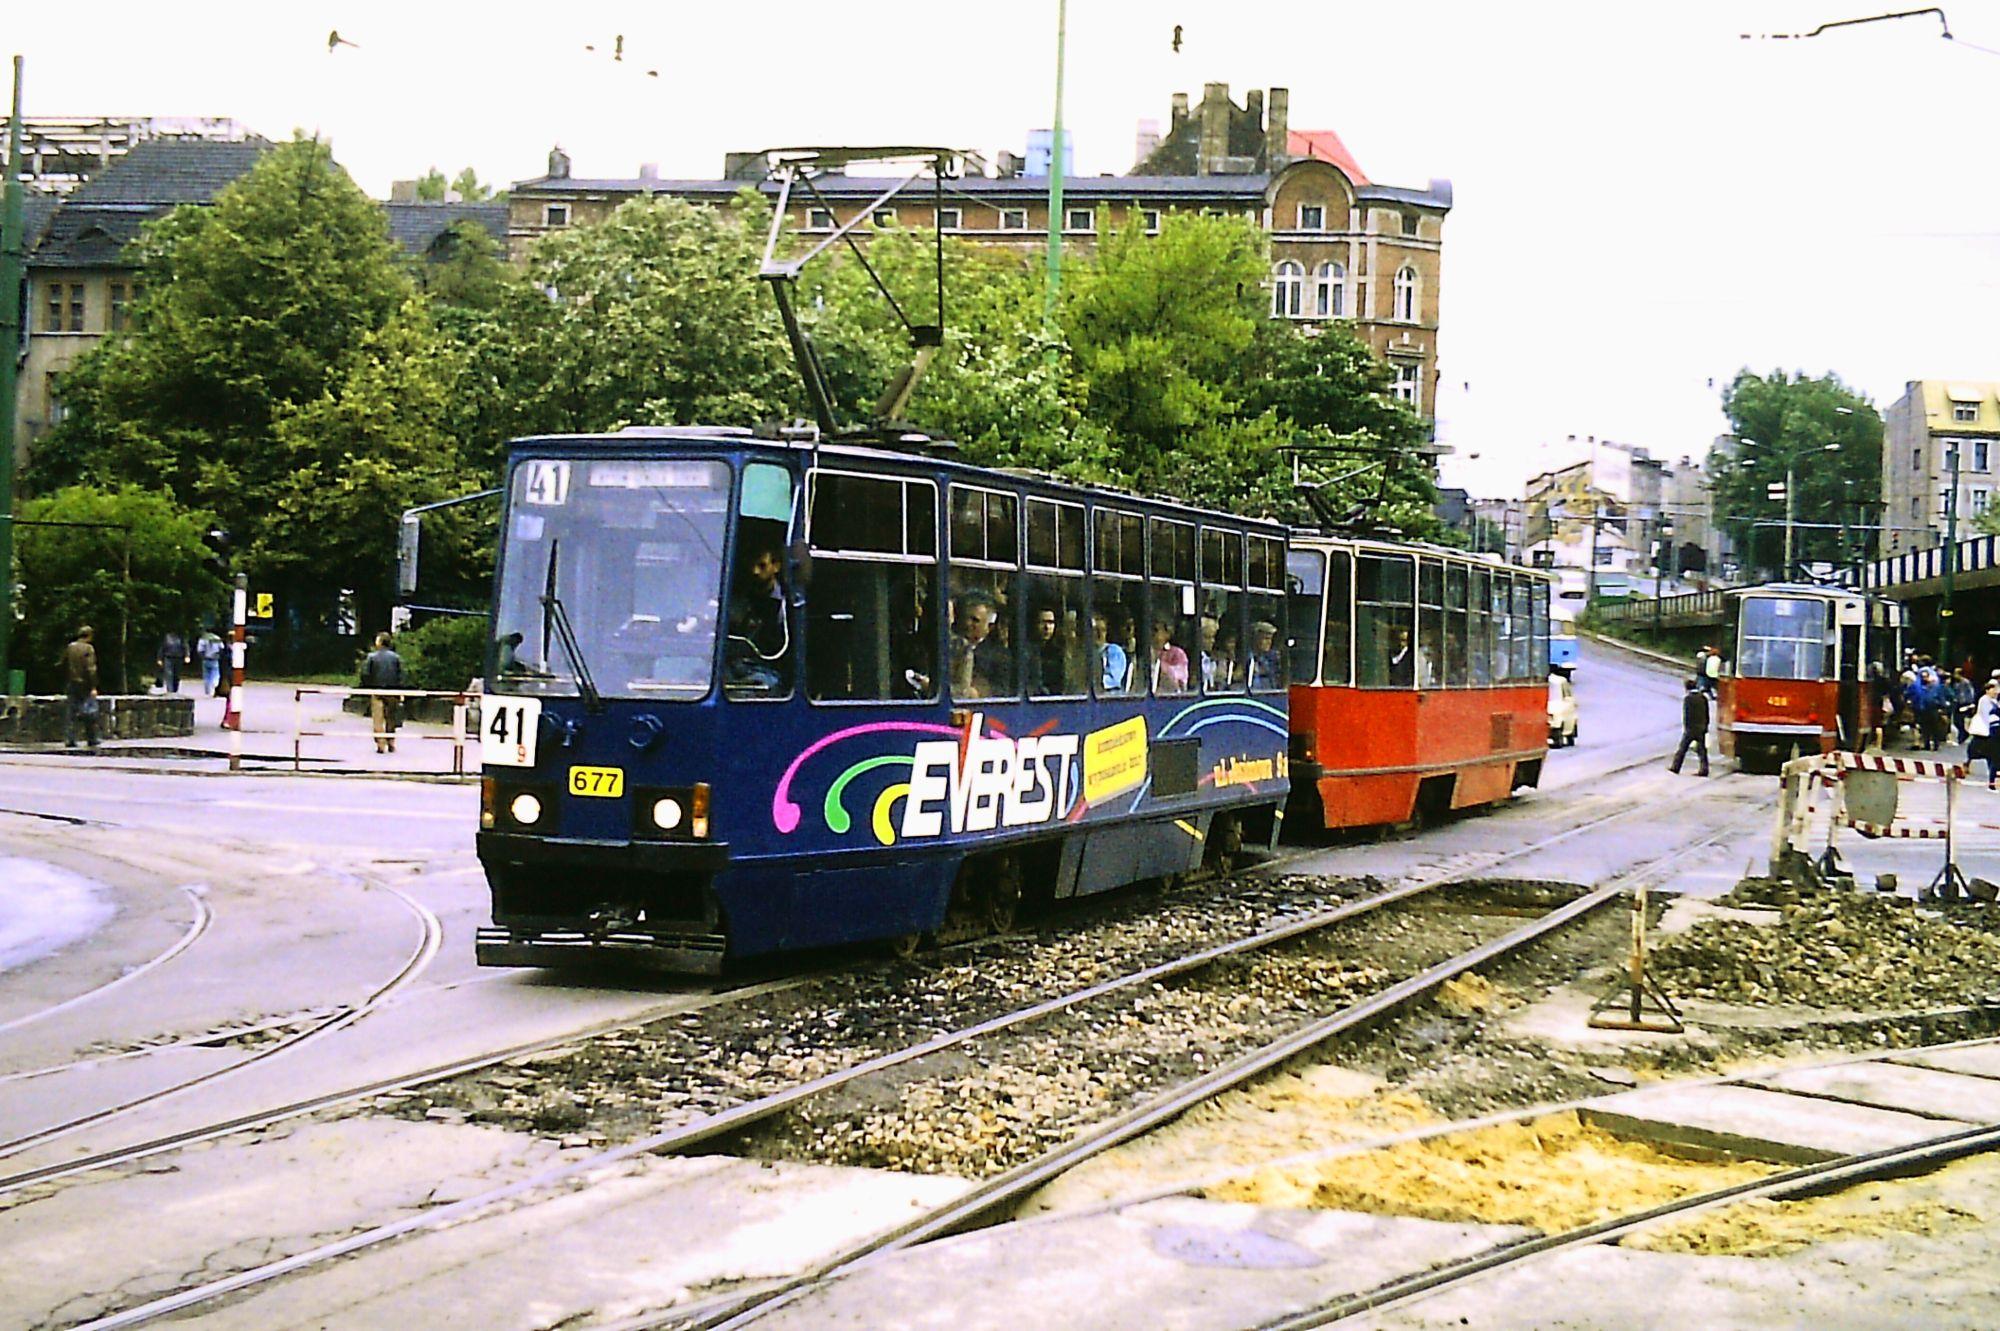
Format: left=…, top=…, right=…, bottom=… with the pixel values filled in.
left=0, top=57, right=25, bottom=695
left=1043, top=0, right=1067, bottom=333
left=1942, top=443, right=1960, bottom=673
left=1783, top=457, right=1797, bottom=579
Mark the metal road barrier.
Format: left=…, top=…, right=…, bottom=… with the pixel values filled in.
left=1773, top=749, right=1971, bottom=899
left=288, top=686, right=475, bottom=775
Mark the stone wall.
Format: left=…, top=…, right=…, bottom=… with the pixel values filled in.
left=0, top=694, right=195, bottom=743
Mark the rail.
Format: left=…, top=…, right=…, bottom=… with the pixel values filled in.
left=288, top=686, right=477, bottom=774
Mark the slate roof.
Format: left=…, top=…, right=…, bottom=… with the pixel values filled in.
left=385, top=201, right=509, bottom=256
left=66, top=137, right=270, bottom=205
left=32, top=204, right=156, bottom=269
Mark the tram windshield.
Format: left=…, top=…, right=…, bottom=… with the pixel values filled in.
left=1737, top=596, right=1827, bottom=680
left=490, top=458, right=732, bottom=699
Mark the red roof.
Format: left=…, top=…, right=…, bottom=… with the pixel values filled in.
left=1286, top=129, right=1368, bottom=184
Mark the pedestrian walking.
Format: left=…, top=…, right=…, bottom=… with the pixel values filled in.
left=1691, top=646, right=1709, bottom=691
left=359, top=632, right=405, bottom=754
left=1668, top=678, right=1710, bottom=776
left=1952, top=669, right=1978, bottom=746
left=1701, top=645, right=1721, bottom=698
left=1971, top=679, right=2000, bottom=790
left=156, top=629, right=189, bottom=694
left=62, top=625, right=101, bottom=749
left=196, top=629, right=225, bottom=696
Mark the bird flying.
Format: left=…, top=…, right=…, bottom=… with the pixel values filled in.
left=1172, top=23, right=1183, bottom=53
left=327, top=29, right=359, bottom=52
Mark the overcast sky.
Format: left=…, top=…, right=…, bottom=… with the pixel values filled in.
left=14, top=2, right=2000, bottom=498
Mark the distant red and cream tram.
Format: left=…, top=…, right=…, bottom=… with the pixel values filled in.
left=1285, top=536, right=1552, bottom=830
left=1719, top=583, right=1903, bottom=771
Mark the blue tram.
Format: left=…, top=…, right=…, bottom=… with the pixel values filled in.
left=474, top=428, right=1294, bottom=972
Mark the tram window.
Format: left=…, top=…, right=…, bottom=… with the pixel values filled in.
left=1357, top=553, right=1416, bottom=687
left=725, top=463, right=796, bottom=699
left=950, top=486, right=1018, bottom=566
left=1148, top=583, right=1196, bottom=694
left=1202, top=528, right=1244, bottom=588
left=1026, top=572, right=1089, bottom=696
left=1444, top=562, right=1470, bottom=687
left=1027, top=497, right=1086, bottom=572
left=1095, top=509, right=1145, bottom=576
left=1323, top=549, right=1353, bottom=686
left=1245, top=535, right=1287, bottom=692
left=1739, top=597, right=1828, bottom=681
left=1092, top=584, right=1146, bottom=697
left=949, top=568, right=1018, bottom=699
left=1490, top=571, right=1514, bottom=683
left=1469, top=567, right=1492, bottom=686
left=806, top=469, right=940, bottom=702
left=1286, top=549, right=1326, bottom=686
left=1151, top=518, right=1197, bottom=582
left=1530, top=580, right=1550, bottom=676
left=1418, top=559, right=1445, bottom=689
left=1200, top=527, right=1245, bottom=694
left=1510, top=578, right=1532, bottom=680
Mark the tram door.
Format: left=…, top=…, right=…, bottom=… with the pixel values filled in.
left=1838, top=613, right=1863, bottom=751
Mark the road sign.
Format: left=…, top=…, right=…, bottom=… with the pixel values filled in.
left=254, top=592, right=275, bottom=619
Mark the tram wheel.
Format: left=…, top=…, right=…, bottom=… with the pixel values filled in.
left=982, top=855, right=1024, bottom=934
left=884, top=933, right=924, bottom=961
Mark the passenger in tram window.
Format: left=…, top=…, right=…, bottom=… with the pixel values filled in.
left=1092, top=609, right=1129, bottom=694
left=1197, top=614, right=1221, bottom=690
left=1247, top=620, right=1282, bottom=691
left=1386, top=627, right=1415, bottom=687
left=1029, top=605, right=1076, bottom=695
left=953, top=592, right=1013, bottom=698
left=1150, top=618, right=1191, bottom=694
left=725, top=540, right=789, bottom=695
left=1213, top=626, right=1241, bottom=690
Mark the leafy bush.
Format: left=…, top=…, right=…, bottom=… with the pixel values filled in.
left=391, top=614, right=487, bottom=691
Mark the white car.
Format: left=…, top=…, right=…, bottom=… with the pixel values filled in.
left=1547, top=673, right=1578, bottom=747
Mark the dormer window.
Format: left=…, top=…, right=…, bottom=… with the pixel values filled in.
left=1954, top=402, right=1979, bottom=422
left=1297, top=204, right=1325, bottom=231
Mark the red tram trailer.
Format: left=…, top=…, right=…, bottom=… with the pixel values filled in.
left=1718, top=583, right=1903, bottom=771
left=1285, top=536, right=1552, bottom=830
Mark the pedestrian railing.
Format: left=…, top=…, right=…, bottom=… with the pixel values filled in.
left=288, top=686, right=477, bottom=774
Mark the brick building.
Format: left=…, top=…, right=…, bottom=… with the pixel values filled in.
left=505, top=83, right=1452, bottom=417
left=1881, top=381, right=2000, bottom=555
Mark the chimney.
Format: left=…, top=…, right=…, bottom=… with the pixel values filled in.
left=1170, top=92, right=1189, bottom=130
left=548, top=145, right=571, bottom=180
left=1245, top=88, right=1265, bottom=142
left=638, top=162, right=660, bottom=184
left=1198, top=82, right=1230, bottom=175
left=1266, top=87, right=1290, bottom=168
left=1133, top=117, right=1161, bottom=167
left=389, top=179, right=418, bottom=203
left=997, top=150, right=1025, bottom=179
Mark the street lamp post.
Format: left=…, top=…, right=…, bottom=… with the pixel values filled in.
left=1942, top=441, right=1961, bottom=672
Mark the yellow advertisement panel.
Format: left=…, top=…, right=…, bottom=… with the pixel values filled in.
left=1083, top=715, right=1149, bottom=805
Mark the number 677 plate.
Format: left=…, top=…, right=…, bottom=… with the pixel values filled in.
left=568, top=766, right=624, bottom=797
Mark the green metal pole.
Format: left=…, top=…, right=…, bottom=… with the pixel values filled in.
left=1043, top=0, right=1067, bottom=333
left=1942, top=447, right=1958, bottom=673
left=0, top=57, right=25, bottom=693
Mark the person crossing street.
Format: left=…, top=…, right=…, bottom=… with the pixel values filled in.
left=1668, top=678, right=1711, bottom=777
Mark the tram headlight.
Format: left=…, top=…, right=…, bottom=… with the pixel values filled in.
left=691, top=782, right=710, bottom=839
left=509, top=792, right=544, bottom=827
left=651, top=796, right=684, bottom=831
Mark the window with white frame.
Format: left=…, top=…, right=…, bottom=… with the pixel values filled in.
left=1393, top=265, right=1419, bottom=322
left=542, top=203, right=570, bottom=228
left=1977, top=440, right=1991, bottom=471
left=1065, top=208, right=1094, bottom=232
left=872, top=209, right=896, bottom=227
left=1141, top=209, right=1161, bottom=233
left=1271, top=261, right=1305, bottom=318
left=1973, top=488, right=1992, bottom=516
left=1392, top=361, right=1421, bottom=408
left=935, top=207, right=962, bottom=230
left=1955, top=402, right=1979, bottom=422
left=808, top=207, right=835, bottom=229
left=1401, top=212, right=1420, bottom=236
left=1313, top=262, right=1346, bottom=318
left=999, top=208, right=1029, bottom=230
left=1297, top=204, right=1325, bottom=230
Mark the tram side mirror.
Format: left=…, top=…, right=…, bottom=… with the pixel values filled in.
left=788, top=539, right=813, bottom=600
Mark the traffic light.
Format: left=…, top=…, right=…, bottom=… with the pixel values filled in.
left=203, top=528, right=233, bottom=579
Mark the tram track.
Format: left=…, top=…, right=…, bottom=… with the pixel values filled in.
left=56, top=779, right=1757, bottom=1331
left=0, top=877, right=441, bottom=1166
left=0, top=884, right=212, bottom=1038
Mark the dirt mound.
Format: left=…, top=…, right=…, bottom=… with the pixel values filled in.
left=1650, top=886, right=2000, bottom=1010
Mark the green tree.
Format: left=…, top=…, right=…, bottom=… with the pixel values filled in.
left=413, top=167, right=448, bottom=202
left=263, top=299, right=479, bottom=637
left=505, top=192, right=797, bottom=432
left=38, top=134, right=413, bottom=564
left=1710, top=370, right=1883, bottom=577
left=13, top=486, right=224, bottom=693
left=1060, top=212, right=1267, bottom=488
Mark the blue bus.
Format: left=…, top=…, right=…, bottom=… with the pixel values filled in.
left=474, top=429, right=1293, bottom=972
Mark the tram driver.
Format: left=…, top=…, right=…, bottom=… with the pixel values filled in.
left=726, top=540, right=790, bottom=695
